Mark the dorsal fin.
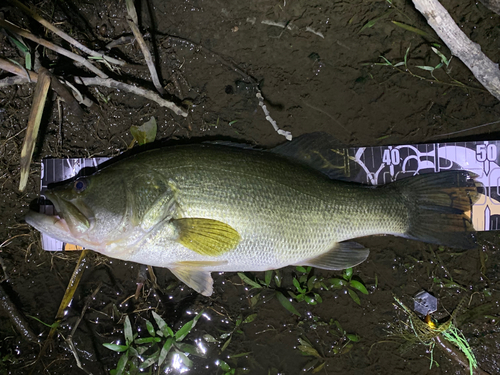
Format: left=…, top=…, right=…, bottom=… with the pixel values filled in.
left=271, top=132, right=351, bottom=180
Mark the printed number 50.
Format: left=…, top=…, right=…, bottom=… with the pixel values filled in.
left=476, top=144, right=497, bottom=162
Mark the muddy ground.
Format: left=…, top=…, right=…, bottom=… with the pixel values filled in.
left=1, top=0, right=499, bottom=374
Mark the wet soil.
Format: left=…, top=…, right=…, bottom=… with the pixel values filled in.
left=1, top=0, right=500, bottom=374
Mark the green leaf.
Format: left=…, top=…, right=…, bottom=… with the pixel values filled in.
left=164, top=326, right=174, bottom=338
left=375, top=56, right=394, bottom=66
left=391, top=21, right=429, bottom=37
left=359, top=10, right=392, bottom=33
left=123, top=316, right=133, bottom=345
left=243, top=313, right=258, bottom=324
left=333, top=320, right=344, bottom=334
left=307, top=275, right=317, bottom=292
left=250, top=292, right=261, bottom=308
left=103, top=343, right=129, bottom=352
left=304, top=295, right=317, bottom=305
left=347, top=334, right=360, bottom=342
left=152, top=311, right=167, bottom=334
left=238, top=273, right=263, bottom=289
left=343, top=268, right=353, bottom=281
left=298, top=344, right=321, bottom=358
left=218, top=359, right=231, bottom=371
left=431, top=47, right=450, bottom=66
left=175, top=321, right=195, bottom=342
left=175, top=342, right=205, bottom=358
left=416, top=65, right=435, bottom=72
left=349, top=280, right=368, bottom=295
left=292, top=278, right=303, bottom=292
left=158, top=337, right=174, bottom=366
left=134, top=337, right=161, bottom=344
left=296, top=266, right=307, bottom=273
left=175, top=350, right=193, bottom=368
left=145, top=319, right=155, bottom=337
left=329, top=278, right=347, bottom=288
left=202, top=334, right=219, bottom=343
left=264, top=270, right=273, bottom=286
left=139, top=349, right=159, bottom=369
left=128, top=346, right=139, bottom=358
left=302, top=358, right=321, bottom=372
left=276, top=291, right=301, bottom=317
left=130, top=116, right=157, bottom=145
left=175, top=311, right=203, bottom=342
left=115, top=352, right=129, bottom=375
left=312, top=361, right=326, bottom=373
left=229, top=352, right=252, bottom=359
left=274, top=270, right=282, bottom=287
left=136, top=345, right=148, bottom=355
left=314, top=293, right=323, bottom=304
left=404, top=46, right=410, bottom=66
left=27, top=315, right=59, bottom=329
left=341, top=343, right=354, bottom=354
left=347, top=288, right=361, bottom=305
left=221, top=336, right=232, bottom=352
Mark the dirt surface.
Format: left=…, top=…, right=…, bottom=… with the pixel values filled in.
left=1, top=0, right=500, bottom=374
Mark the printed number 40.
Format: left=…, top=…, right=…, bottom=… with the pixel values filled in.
left=476, top=144, right=497, bottom=162
left=383, top=148, right=400, bottom=165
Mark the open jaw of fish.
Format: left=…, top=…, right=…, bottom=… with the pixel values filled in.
left=25, top=137, right=481, bottom=296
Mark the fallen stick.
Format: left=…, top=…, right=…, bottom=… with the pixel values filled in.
left=19, top=67, right=51, bottom=192
left=7, top=0, right=125, bottom=66
left=0, top=58, right=188, bottom=116
left=125, top=0, right=166, bottom=95
left=412, top=0, right=500, bottom=101
left=74, top=76, right=187, bottom=117
left=0, top=18, right=108, bottom=79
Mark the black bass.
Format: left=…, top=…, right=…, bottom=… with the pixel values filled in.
left=25, top=139, right=479, bottom=295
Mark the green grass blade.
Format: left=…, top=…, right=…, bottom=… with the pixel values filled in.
left=349, top=280, right=369, bottom=294
left=392, top=21, right=429, bottom=37
left=276, top=291, right=301, bottom=317
left=238, top=273, right=263, bottom=289
left=347, top=289, right=361, bottom=305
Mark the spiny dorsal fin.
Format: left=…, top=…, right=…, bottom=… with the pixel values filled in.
left=174, top=218, right=241, bottom=256
left=272, top=132, right=351, bottom=180
left=301, top=241, right=370, bottom=270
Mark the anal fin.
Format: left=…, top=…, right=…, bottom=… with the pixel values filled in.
left=169, top=260, right=228, bottom=296
left=301, top=241, right=370, bottom=270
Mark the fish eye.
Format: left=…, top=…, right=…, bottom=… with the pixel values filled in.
left=74, top=179, right=88, bottom=193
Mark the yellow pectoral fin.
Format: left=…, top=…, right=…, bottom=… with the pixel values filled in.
left=174, top=218, right=241, bottom=256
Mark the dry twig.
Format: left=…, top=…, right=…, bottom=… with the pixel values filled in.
left=0, top=58, right=187, bottom=116
left=0, top=18, right=108, bottom=78
left=125, top=0, right=166, bottom=95
left=413, top=0, right=500, bottom=101
left=7, top=0, right=125, bottom=66
left=19, top=67, right=51, bottom=192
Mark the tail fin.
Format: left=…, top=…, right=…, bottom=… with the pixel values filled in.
left=389, top=171, right=480, bottom=249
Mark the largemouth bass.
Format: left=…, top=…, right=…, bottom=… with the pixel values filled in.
left=25, top=139, right=479, bottom=296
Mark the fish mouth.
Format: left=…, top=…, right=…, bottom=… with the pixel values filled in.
left=45, top=192, right=94, bottom=237
left=25, top=192, right=94, bottom=243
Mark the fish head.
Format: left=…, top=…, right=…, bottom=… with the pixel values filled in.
left=26, top=169, right=130, bottom=250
